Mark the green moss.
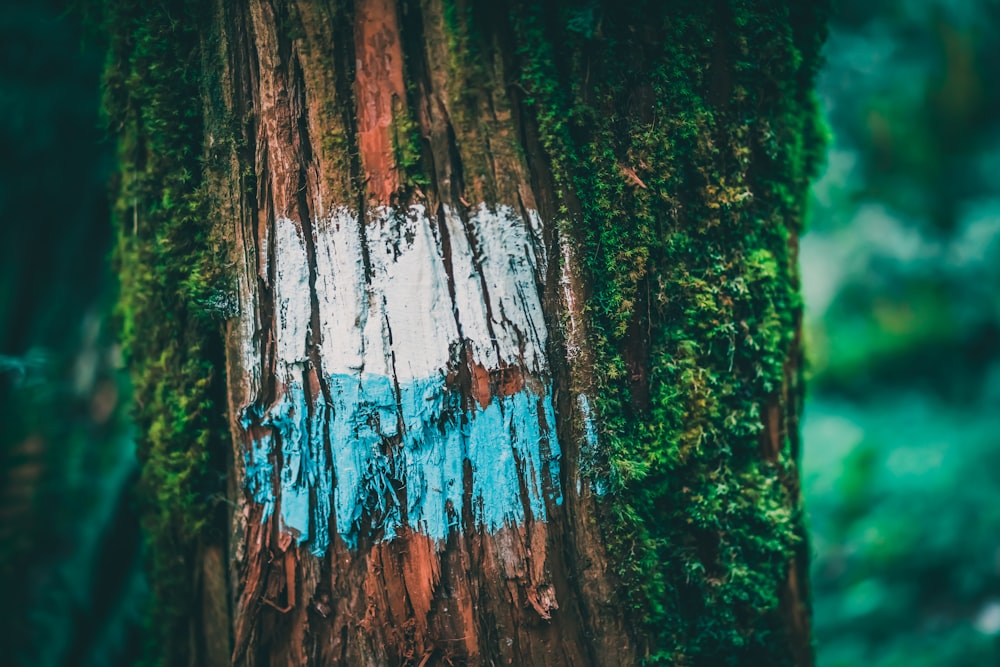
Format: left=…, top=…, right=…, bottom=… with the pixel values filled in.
left=391, top=97, right=429, bottom=188
left=98, top=0, right=827, bottom=663
left=102, top=1, right=228, bottom=663
left=513, top=0, right=829, bottom=663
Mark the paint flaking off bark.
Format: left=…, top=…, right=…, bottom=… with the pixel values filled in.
left=239, top=205, right=562, bottom=553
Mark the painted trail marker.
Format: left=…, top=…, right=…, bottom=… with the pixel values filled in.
left=239, top=205, right=562, bottom=553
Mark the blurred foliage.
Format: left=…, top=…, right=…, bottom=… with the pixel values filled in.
left=806, top=399, right=1000, bottom=666
left=803, top=0, right=1000, bottom=665
left=0, top=2, right=144, bottom=666
left=805, top=0, right=1000, bottom=396
left=0, top=1, right=111, bottom=355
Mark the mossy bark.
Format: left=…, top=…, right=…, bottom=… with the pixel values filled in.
left=105, top=0, right=827, bottom=665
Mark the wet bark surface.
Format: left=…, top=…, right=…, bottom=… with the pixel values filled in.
left=113, top=0, right=832, bottom=667
left=204, top=1, right=631, bottom=665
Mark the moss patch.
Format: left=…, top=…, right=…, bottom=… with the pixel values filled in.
left=102, top=0, right=228, bottom=663
left=513, top=0, right=829, bottom=663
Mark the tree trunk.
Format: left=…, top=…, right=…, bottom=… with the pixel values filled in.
left=105, top=1, right=827, bottom=665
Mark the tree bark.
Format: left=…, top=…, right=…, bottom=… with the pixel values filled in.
left=105, top=1, right=828, bottom=665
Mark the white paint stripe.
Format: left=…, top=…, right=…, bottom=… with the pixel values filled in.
left=366, top=205, right=456, bottom=380
left=466, top=204, right=549, bottom=374
left=240, top=204, right=562, bottom=551
left=273, top=216, right=312, bottom=367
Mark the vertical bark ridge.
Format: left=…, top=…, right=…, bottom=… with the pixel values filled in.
left=219, top=1, right=617, bottom=664
left=354, top=0, right=407, bottom=204
left=508, top=0, right=829, bottom=663
left=107, top=0, right=825, bottom=664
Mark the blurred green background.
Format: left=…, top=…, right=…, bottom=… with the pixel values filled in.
left=0, top=1, right=143, bottom=664
left=803, top=0, right=1000, bottom=665
left=1, top=0, right=998, bottom=665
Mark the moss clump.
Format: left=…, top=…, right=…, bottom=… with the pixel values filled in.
left=102, top=0, right=228, bottom=663
left=513, top=0, right=828, bottom=663
left=391, top=96, right=429, bottom=188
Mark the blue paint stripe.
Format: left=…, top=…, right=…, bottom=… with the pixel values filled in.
left=242, top=373, right=562, bottom=553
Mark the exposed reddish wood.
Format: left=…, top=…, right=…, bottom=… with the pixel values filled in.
left=232, top=504, right=270, bottom=663
left=491, top=365, right=525, bottom=398
left=462, top=362, right=527, bottom=408
left=290, top=0, right=354, bottom=205
left=761, top=398, right=783, bottom=462
left=468, top=359, right=492, bottom=410
left=618, top=164, right=648, bottom=190
left=249, top=0, right=305, bottom=221
left=109, top=0, right=821, bottom=663
left=262, top=547, right=298, bottom=613
left=780, top=558, right=813, bottom=667
left=354, top=0, right=407, bottom=204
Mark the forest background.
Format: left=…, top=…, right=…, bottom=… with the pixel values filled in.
left=1, top=0, right=998, bottom=665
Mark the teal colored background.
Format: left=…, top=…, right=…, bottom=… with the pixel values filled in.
left=803, top=1, right=1000, bottom=664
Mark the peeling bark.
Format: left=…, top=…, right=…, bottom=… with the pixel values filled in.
left=110, top=0, right=823, bottom=664
left=204, top=2, right=628, bottom=665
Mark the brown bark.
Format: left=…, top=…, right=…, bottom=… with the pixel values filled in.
left=203, top=1, right=631, bottom=665
left=141, top=0, right=828, bottom=665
